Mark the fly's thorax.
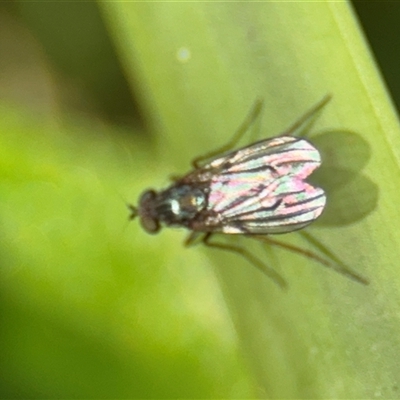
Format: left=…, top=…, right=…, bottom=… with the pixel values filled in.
left=157, top=184, right=207, bottom=226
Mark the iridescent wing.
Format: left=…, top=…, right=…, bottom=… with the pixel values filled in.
left=186, top=135, right=326, bottom=234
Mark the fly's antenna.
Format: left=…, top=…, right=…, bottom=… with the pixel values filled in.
left=127, top=204, right=138, bottom=220
left=113, top=188, right=137, bottom=221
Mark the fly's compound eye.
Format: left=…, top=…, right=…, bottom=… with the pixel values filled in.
left=140, top=215, right=160, bottom=234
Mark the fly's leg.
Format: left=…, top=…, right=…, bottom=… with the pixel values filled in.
left=282, top=94, right=332, bottom=138
left=169, top=174, right=183, bottom=182
left=184, top=231, right=205, bottom=247
left=192, top=95, right=331, bottom=169
left=254, top=235, right=369, bottom=285
left=192, top=100, right=264, bottom=168
left=299, top=231, right=345, bottom=267
left=189, top=232, right=287, bottom=288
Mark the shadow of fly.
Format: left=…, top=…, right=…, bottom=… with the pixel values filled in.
left=128, top=96, right=368, bottom=288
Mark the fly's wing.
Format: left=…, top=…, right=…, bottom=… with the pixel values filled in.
left=207, top=135, right=320, bottom=178
left=199, top=136, right=326, bottom=234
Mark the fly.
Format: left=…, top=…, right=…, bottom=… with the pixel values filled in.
left=128, top=96, right=368, bottom=288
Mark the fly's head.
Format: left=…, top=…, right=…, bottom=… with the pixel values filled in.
left=129, top=184, right=208, bottom=233
left=129, top=189, right=160, bottom=234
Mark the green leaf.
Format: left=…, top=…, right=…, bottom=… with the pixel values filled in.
left=2, top=3, right=256, bottom=397
left=99, top=1, right=400, bottom=398
left=2, top=2, right=400, bottom=398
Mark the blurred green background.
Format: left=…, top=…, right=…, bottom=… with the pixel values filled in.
left=1, top=1, right=400, bottom=398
